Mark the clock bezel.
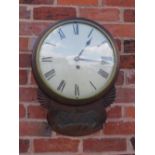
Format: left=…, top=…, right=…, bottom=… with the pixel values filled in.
left=32, top=18, right=119, bottom=106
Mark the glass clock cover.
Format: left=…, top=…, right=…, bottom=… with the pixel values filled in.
left=33, top=18, right=119, bottom=105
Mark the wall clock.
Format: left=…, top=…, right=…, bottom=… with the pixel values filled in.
left=32, top=18, right=119, bottom=136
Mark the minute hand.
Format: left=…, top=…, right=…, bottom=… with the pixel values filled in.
left=78, top=58, right=109, bottom=64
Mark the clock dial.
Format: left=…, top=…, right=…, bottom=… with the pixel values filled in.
left=33, top=19, right=119, bottom=104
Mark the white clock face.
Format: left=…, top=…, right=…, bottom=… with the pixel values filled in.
left=35, top=19, right=118, bottom=102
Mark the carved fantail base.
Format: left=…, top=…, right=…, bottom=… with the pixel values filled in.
left=38, top=86, right=116, bottom=136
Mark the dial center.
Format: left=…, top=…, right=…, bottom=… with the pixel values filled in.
left=74, top=56, right=79, bottom=62
left=76, top=65, right=80, bottom=69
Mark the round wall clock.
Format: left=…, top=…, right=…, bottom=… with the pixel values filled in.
left=32, top=18, right=119, bottom=105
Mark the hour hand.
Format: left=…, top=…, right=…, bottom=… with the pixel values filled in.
left=76, top=37, right=93, bottom=59
left=85, top=37, right=92, bottom=46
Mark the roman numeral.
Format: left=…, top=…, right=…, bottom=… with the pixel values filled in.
left=44, top=69, right=56, bottom=80
left=73, top=23, right=79, bottom=35
left=98, top=69, right=109, bottom=79
left=41, top=57, right=53, bottom=62
left=75, top=84, right=80, bottom=97
left=88, top=28, right=94, bottom=38
left=90, top=81, right=96, bottom=90
left=58, top=28, right=65, bottom=40
left=57, top=80, right=66, bottom=92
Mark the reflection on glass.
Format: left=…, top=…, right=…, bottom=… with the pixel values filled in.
left=38, top=22, right=116, bottom=100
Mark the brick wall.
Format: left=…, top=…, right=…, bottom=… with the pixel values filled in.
left=19, top=0, right=135, bottom=154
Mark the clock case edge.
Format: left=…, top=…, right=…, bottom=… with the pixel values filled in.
left=31, top=17, right=120, bottom=106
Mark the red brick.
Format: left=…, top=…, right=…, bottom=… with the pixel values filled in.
left=20, top=22, right=51, bottom=36
left=124, top=106, right=135, bottom=118
left=83, top=138, right=126, bottom=152
left=104, top=24, right=135, bottom=38
left=126, top=70, right=135, bottom=85
left=19, top=37, right=29, bottom=51
left=19, top=22, right=34, bottom=36
left=33, top=7, right=76, bottom=20
left=103, top=121, right=135, bottom=135
left=19, top=139, right=30, bottom=153
left=107, top=106, right=122, bottom=118
left=115, top=39, right=121, bottom=52
left=19, top=104, right=26, bottom=118
left=115, top=87, right=135, bottom=103
left=124, top=40, right=135, bottom=53
left=119, top=154, right=135, bottom=155
left=20, top=121, right=51, bottom=136
left=30, top=71, right=37, bottom=85
left=28, top=105, right=47, bottom=119
left=80, top=8, right=120, bottom=21
left=19, top=54, right=31, bottom=68
left=58, top=0, right=98, bottom=5
left=19, top=0, right=54, bottom=4
left=124, top=10, right=135, bottom=22
left=120, top=55, right=135, bottom=69
left=28, top=37, right=37, bottom=51
left=116, top=154, right=135, bottom=155
left=19, top=6, right=31, bottom=19
left=116, top=70, right=124, bottom=85
left=34, top=138, right=80, bottom=152
left=103, top=0, right=135, bottom=7
left=19, top=70, right=28, bottom=85
left=19, top=87, right=38, bottom=102
left=32, top=23, right=52, bottom=35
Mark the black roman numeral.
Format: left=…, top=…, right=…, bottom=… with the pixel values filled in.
left=44, top=69, right=56, bottom=80
left=73, top=23, right=79, bottom=35
left=57, top=80, right=66, bottom=92
left=90, top=81, right=96, bottom=90
left=58, top=28, right=65, bottom=40
left=88, top=28, right=94, bottom=38
left=75, top=84, right=80, bottom=97
left=98, top=69, right=109, bottom=79
left=41, top=57, right=53, bottom=62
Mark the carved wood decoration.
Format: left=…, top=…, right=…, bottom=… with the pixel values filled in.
left=37, top=86, right=116, bottom=136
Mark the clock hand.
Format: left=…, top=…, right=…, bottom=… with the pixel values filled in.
left=75, top=39, right=108, bottom=62
left=77, top=57, right=110, bottom=64
left=85, top=37, right=93, bottom=46
left=75, top=37, right=93, bottom=60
